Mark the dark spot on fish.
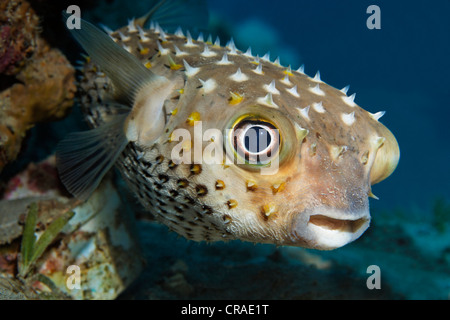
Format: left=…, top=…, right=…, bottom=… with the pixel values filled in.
left=158, top=205, right=169, bottom=215
left=184, top=196, right=195, bottom=205
left=169, top=189, right=179, bottom=198
left=168, top=160, right=178, bottom=169
left=202, top=205, right=213, bottom=215
left=177, top=179, right=189, bottom=188
left=190, top=164, right=202, bottom=175
left=158, top=174, right=169, bottom=183
left=155, top=155, right=164, bottom=164
left=174, top=206, right=184, bottom=214
left=196, top=185, right=208, bottom=197
left=154, top=189, right=162, bottom=198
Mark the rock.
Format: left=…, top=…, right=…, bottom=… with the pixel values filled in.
left=0, top=0, right=76, bottom=173
left=0, top=155, right=144, bottom=300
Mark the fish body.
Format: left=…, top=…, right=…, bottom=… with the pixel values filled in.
left=59, top=3, right=399, bottom=250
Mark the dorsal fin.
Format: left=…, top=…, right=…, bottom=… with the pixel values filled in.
left=135, top=0, right=209, bottom=32
left=62, top=12, right=165, bottom=103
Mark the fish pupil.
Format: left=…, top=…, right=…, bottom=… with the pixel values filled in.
left=244, top=126, right=271, bottom=153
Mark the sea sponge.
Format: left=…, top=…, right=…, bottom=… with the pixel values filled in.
left=0, top=0, right=38, bottom=75
left=0, top=0, right=76, bottom=173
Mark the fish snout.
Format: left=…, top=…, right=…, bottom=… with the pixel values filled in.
left=290, top=207, right=370, bottom=250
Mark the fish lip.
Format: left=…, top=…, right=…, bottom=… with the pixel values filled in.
left=290, top=207, right=371, bottom=250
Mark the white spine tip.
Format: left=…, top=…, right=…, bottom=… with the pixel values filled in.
left=370, top=111, right=386, bottom=121
left=229, top=68, right=248, bottom=82
left=274, top=56, right=281, bottom=66
left=297, top=65, right=305, bottom=74
left=175, top=26, right=184, bottom=37
left=201, top=45, right=216, bottom=57
left=286, top=85, right=300, bottom=98
left=185, top=31, right=196, bottom=47
left=183, top=60, right=200, bottom=77
left=157, top=42, right=170, bottom=55
left=244, top=47, right=253, bottom=58
left=174, top=45, right=187, bottom=57
left=127, top=18, right=137, bottom=32
left=281, top=74, right=292, bottom=86
left=342, top=93, right=357, bottom=107
left=264, top=80, right=280, bottom=95
left=309, top=84, right=325, bottom=96
left=261, top=52, right=271, bottom=62
left=313, top=101, right=326, bottom=113
left=218, top=52, right=232, bottom=65
left=258, top=93, right=279, bottom=109
left=313, top=71, right=322, bottom=82
left=341, top=111, right=356, bottom=126
left=227, top=38, right=238, bottom=54
left=340, top=85, right=350, bottom=95
left=199, top=78, right=217, bottom=93
left=297, top=106, right=310, bottom=120
left=253, top=63, right=263, bottom=75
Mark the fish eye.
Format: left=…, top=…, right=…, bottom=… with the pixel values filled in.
left=232, top=119, right=280, bottom=165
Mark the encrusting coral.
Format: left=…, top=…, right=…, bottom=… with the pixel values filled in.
left=0, top=0, right=76, bottom=173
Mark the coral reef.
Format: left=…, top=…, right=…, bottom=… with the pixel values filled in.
left=0, top=0, right=76, bottom=173
left=0, top=156, right=144, bottom=299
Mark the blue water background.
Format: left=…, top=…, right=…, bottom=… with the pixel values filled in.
left=207, top=0, right=450, bottom=215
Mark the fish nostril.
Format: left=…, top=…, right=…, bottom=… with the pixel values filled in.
left=308, top=215, right=368, bottom=233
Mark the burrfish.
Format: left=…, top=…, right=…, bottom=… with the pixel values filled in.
left=57, top=0, right=400, bottom=250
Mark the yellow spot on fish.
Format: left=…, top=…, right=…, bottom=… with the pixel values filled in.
left=271, top=182, right=286, bottom=194
left=262, top=204, right=277, bottom=217
left=140, top=47, right=150, bottom=55
left=221, top=161, right=230, bottom=169
left=215, top=180, right=225, bottom=190
left=227, top=199, right=238, bottom=209
left=246, top=180, right=258, bottom=191
left=178, top=88, right=184, bottom=94
left=228, top=92, right=244, bottom=105
left=186, top=112, right=201, bottom=126
left=168, top=56, right=182, bottom=70
left=283, top=67, right=293, bottom=76
left=168, top=131, right=175, bottom=142
left=170, top=108, right=178, bottom=116
left=144, top=61, right=152, bottom=69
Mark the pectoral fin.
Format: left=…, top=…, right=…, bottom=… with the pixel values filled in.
left=56, top=115, right=128, bottom=201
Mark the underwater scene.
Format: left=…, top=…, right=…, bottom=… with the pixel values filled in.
left=0, top=0, right=449, bottom=301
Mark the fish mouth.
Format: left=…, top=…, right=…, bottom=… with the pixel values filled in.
left=291, top=207, right=370, bottom=250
